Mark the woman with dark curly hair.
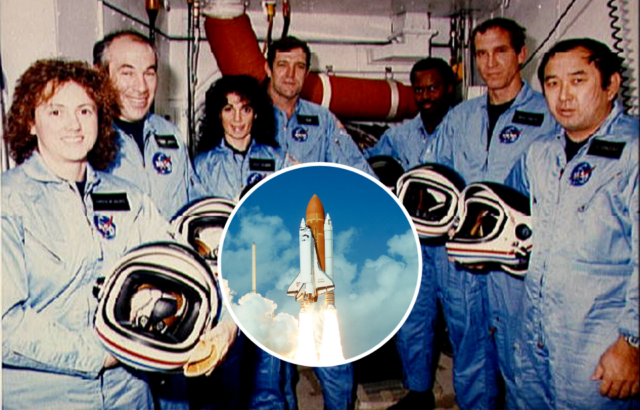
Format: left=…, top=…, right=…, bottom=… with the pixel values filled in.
left=2, top=59, right=171, bottom=409
left=194, top=75, right=289, bottom=200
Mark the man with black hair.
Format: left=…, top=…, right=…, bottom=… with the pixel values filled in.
left=376, top=57, right=456, bottom=410
left=368, top=57, right=456, bottom=170
left=265, top=36, right=374, bottom=177
left=508, top=37, right=638, bottom=409
left=427, top=17, right=558, bottom=409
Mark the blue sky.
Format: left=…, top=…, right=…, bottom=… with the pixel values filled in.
left=219, top=164, right=421, bottom=364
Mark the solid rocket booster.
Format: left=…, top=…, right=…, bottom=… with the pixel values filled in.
left=324, top=214, right=335, bottom=309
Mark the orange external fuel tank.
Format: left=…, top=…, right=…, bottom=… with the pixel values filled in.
left=305, top=194, right=325, bottom=271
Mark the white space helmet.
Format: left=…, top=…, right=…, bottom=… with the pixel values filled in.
left=94, top=242, right=222, bottom=372
left=171, top=197, right=235, bottom=269
left=396, top=163, right=466, bottom=242
left=445, top=182, right=533, bottom=276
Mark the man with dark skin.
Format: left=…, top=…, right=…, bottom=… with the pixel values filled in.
left=367, top=57, right=456, bottom=171
left=367, top=58, right=456, bottom=410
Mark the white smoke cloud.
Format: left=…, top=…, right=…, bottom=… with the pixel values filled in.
left=232, top=292, right=299, bottom=357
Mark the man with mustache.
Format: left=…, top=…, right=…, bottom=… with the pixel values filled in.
left=367, top=57, right=456, bottom=171
left=369, top=57, right=457, bottom=410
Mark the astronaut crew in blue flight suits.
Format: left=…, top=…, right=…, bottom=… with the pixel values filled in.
left=93, top=30, right=201, bottom=220
left=365, top=57, right=456, bottom=410
left=2, top=60, right=172, bottom=410
left=508, top=38, right=639, bottom=410
left=425, top=18, right=558, bottom=409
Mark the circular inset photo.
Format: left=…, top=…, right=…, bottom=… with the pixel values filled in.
left=218, top=163, right=421, bottom=367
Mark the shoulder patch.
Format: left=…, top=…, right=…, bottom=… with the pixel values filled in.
left=91, top=192, right=131, bottom=211
left=249, top=158, right=276, bottom=172
left=297, top=115, right=319, bottom=126
left=587, top=139, right=625, bottom=159
left=512, top=111, right=544, bottom=127
left=154, top=134, right=180, bottom=149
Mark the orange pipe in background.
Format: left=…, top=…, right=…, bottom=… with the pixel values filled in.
left=204, top=14, right=418, bottom=122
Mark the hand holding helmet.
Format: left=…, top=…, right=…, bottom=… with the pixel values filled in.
left=183, top=318, right=238, bottom=377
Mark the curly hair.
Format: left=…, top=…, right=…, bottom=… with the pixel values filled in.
left=196, top=75, right=277, bottom=154
left=5, top=59, right=120, bottom=169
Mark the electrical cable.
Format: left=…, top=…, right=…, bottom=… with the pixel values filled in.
left=0, top=51, right=10, bottom=171
left=607, top=0, right=637, bottom=114
left=282, top=0, right=291, bottom=38
left=521, top=0, right=579, bottom=69
left=103, top=0, right=195, bottom=41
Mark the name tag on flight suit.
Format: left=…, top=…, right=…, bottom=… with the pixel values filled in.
left=249, top=158, right=276, bottom=172
left=587, top=139, right=626, bottom=159
left=512, top=110, right=544, bottom=127
left=91, top=193, right=131, bottom=211
left=297, top=115, right=319, bottom=126
left=154, top=134, right=180, bottom=149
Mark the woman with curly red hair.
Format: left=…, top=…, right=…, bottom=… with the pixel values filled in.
left=2, top=59, right=171, bottom=409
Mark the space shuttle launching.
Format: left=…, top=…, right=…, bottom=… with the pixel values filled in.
left=287, top=195, right=336, bottom=310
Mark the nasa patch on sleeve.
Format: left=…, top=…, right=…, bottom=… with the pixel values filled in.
left=587, top=139, right=625, bottom=159
left=91, top=192, right=131, bottom=211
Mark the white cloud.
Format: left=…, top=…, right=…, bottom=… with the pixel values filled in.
left=233, top=292, right=299, bottom=357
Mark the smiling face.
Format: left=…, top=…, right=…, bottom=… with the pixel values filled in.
left=220, top=93, right=255, bottom=150
left=266, top=47, right=309, bottom=102
left=31, top=81, right=98, bottom=178
left=542, top=47, right=619, bottom=142
left=474, top=27, right=525, bottom=100
left=106, top=36, right=158, bottom=122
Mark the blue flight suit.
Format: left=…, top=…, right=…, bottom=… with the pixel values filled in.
left=194, top=139, right=288, bottom=200
left=370, top=113, right=443, bottom=396
left=249, top=353, right=355, bottom=410
left=107, top=114, right=201, bottom=219
left=2, top=152, right=171, bottom=410
left=107, top=114, right=201, bottom=409
left=274, top=99, right=375, bottom=177
left=365, top=114, right=438, bottom=170
left=430, top=82, right=557, bottom=409
left=508, top=103, right=639, bottom=410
